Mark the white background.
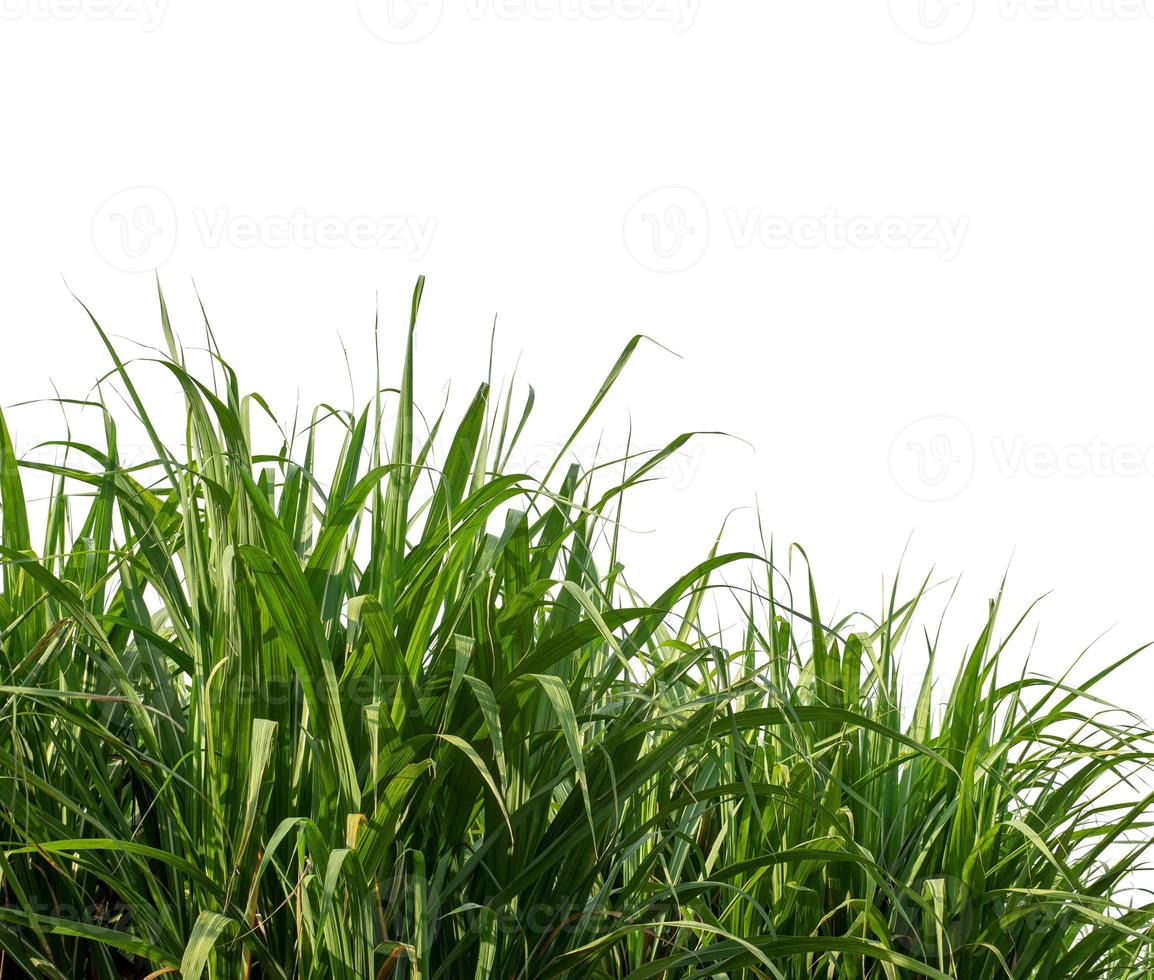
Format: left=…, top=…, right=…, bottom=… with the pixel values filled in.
left=1, top=0, right=1152, bottom=711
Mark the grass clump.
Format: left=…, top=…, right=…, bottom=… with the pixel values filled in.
left=0, top=278, right=1152, bottom=978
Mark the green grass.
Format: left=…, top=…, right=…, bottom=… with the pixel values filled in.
left=0, top=277, right=1152, bottom=978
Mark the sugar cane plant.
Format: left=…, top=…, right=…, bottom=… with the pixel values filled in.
left=0, top=278, right=1152, bottom=978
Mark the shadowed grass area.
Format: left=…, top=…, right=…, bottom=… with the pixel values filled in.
left=0, top=278, right=1152, bottom=978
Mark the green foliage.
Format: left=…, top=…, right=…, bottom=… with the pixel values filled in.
left=0, top=279, right=1151, bottom=978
